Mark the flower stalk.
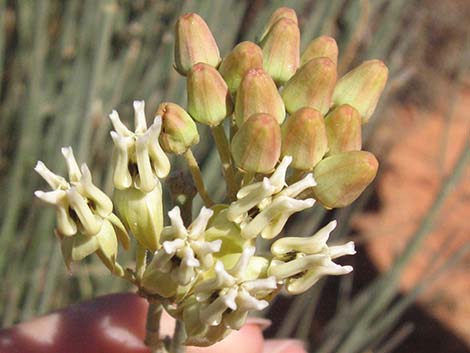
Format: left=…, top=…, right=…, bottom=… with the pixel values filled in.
left=183, top=149, right=214, bottom=207
left=210, top=124, right=238, bottom=200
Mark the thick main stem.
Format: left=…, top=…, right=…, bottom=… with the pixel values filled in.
left=183, top=149, right=214, bottom=207
left=210, top=124, right=238, bottom=200
left=145, top=301, right=166, bottom=353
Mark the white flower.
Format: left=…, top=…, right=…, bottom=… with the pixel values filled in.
left=34, top=148, right=129, bottom=270
left=227, top=156, right=317, bottom=239
left=193, top=247, right=277, bottom=330
left=268, top=220, right=356, bottom=294
left=145, top=206, right=221, bottom=286
left=109, top=100, right=170, bottom=192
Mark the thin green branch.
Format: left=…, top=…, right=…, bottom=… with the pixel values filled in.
left=183, top=149, right=215, bottom=207
left=210, top=124, right=238, bottom=200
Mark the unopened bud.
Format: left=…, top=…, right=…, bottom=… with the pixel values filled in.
left=260, top=18, right=300, bottom=84
left=325, top=104, right=362, bottom=154
left=113, top=183, right=164, bottom=251
left=234, top=68, right=285, bottom=126
left=259, top=7, right=298, bottom=42
left=187, top=63, right=233, bottom=127
left=312, top=151, right=378, bottom=208
left=281, top=107, right=328, bottom=170
left=333, top=60, right=388, bottom=123
left=301, top=35, right=338, bottom=66
left=231, top=113, right=281, bottom=174
left=282, top=57, right=337, bottom=115
left=174, top=13, right=221, bottom=75
left=156, top=102, right=199, bottom=154
left=218, top=41, right=264, bottom=94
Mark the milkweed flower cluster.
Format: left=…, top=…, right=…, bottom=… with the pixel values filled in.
left=35, top=7, right=387, bottom=348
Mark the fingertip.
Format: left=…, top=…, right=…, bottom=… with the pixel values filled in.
left=188, top=323, right=264, bottom=353
left=262, top=339, right=307, bottom=353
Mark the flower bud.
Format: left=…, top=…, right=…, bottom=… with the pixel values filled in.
left=260, top=18, right=300, bottom=84
left=156, top=102, right=199, bottom=154
left=301, top=35, right=338, bottom=66
left=281, top=107, right=328, bottom=170
left=325, top=104, right=362, bottom=154
left=174, top=13, right=220, bottom=75
left=234, top=68, right=285, bottom=126
left=113, top=182, right=164, bottom=251
left=282, top=57, right=337, bottom=115
left=187, top=63, right=233, bottom=126
left=259, top=7, right=298, bottom=42
left=218, top=41, right=264, bottom=94
left=231, top=113, right=281, bottom=173
left=312, top=151, right=378, bottom=208
left=332, top=60, right=388, bottom=123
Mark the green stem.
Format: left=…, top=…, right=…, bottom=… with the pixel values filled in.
left=170, top=319, right=186, bottom=353
left=183, top=149, right=214, bottom=207
left=135, top=243, right=147, bottom=284
left=145, top=301, right=167, bottom=353
left=210, top=124, right=238, bottom=200
left=241, top=171, right=255, bottom=187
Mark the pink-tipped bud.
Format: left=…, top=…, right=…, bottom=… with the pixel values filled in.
left=282, top=57, right=337, bottom=115
left=301, top=35, right=338, bottom=66
left=260, top=18, right=300, bottom=84
left=259, top=7, right=298, bottom=42
left=325, top=104, right=362, bottom=154
left=156, top=102, right=199, bottom=155
left=187, top=63, right=233, bottom=127
left=174, top=13, right=221, bottom=76
left=218, top=41, right=264, bottom=94
left=281, top=107, right=328, bottom=170
left=333, top=60, right=388, bottom=123
left=312, top=151, right=378, bottom=208
left=235, top=68, right=285, bottom=127
left=231, top=113, right=281, bottom=173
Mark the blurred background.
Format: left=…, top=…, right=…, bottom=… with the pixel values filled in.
left=0, top=1, right=468, bottom=352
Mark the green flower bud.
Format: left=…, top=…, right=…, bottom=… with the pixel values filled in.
left=300, top=35, right=338, bottom=66
left=282, top=57, right=337, bottom=115
left=312, top=151, right=378, bottom=208
left=174, top=13, right=221, bottom=76
left=325, top=104, right=362, bottom=154
left=332, top=60, right=388, bottom=123
left=260, top=18, right=300, bottom=84
left=187, top=63, right=233, bottom=126
left=234, top=68, right=285, bottom=126
left=259, top=7, right=298, bottom=42
left=218, top=41, right=264, bottom=94
left=231, top=113, right=281, bottom=174
left=113, top=182, right=163, bottom=251
left=156, top=102, right=199, bottom=154
left=281, top=107, right=328, bottom=170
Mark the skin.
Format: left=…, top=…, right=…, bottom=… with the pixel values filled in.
left=0, top=293, right=307, bottom=353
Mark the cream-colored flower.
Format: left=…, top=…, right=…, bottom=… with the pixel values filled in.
left=227, top=156, right=317, bottom=239
left=109, top=100, right=170, bottom=192
left=142, top=206, right=221, bottom=295
left=34, top=148, right=129, bottom=270
left=268, top=220, right=356, bottom=294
